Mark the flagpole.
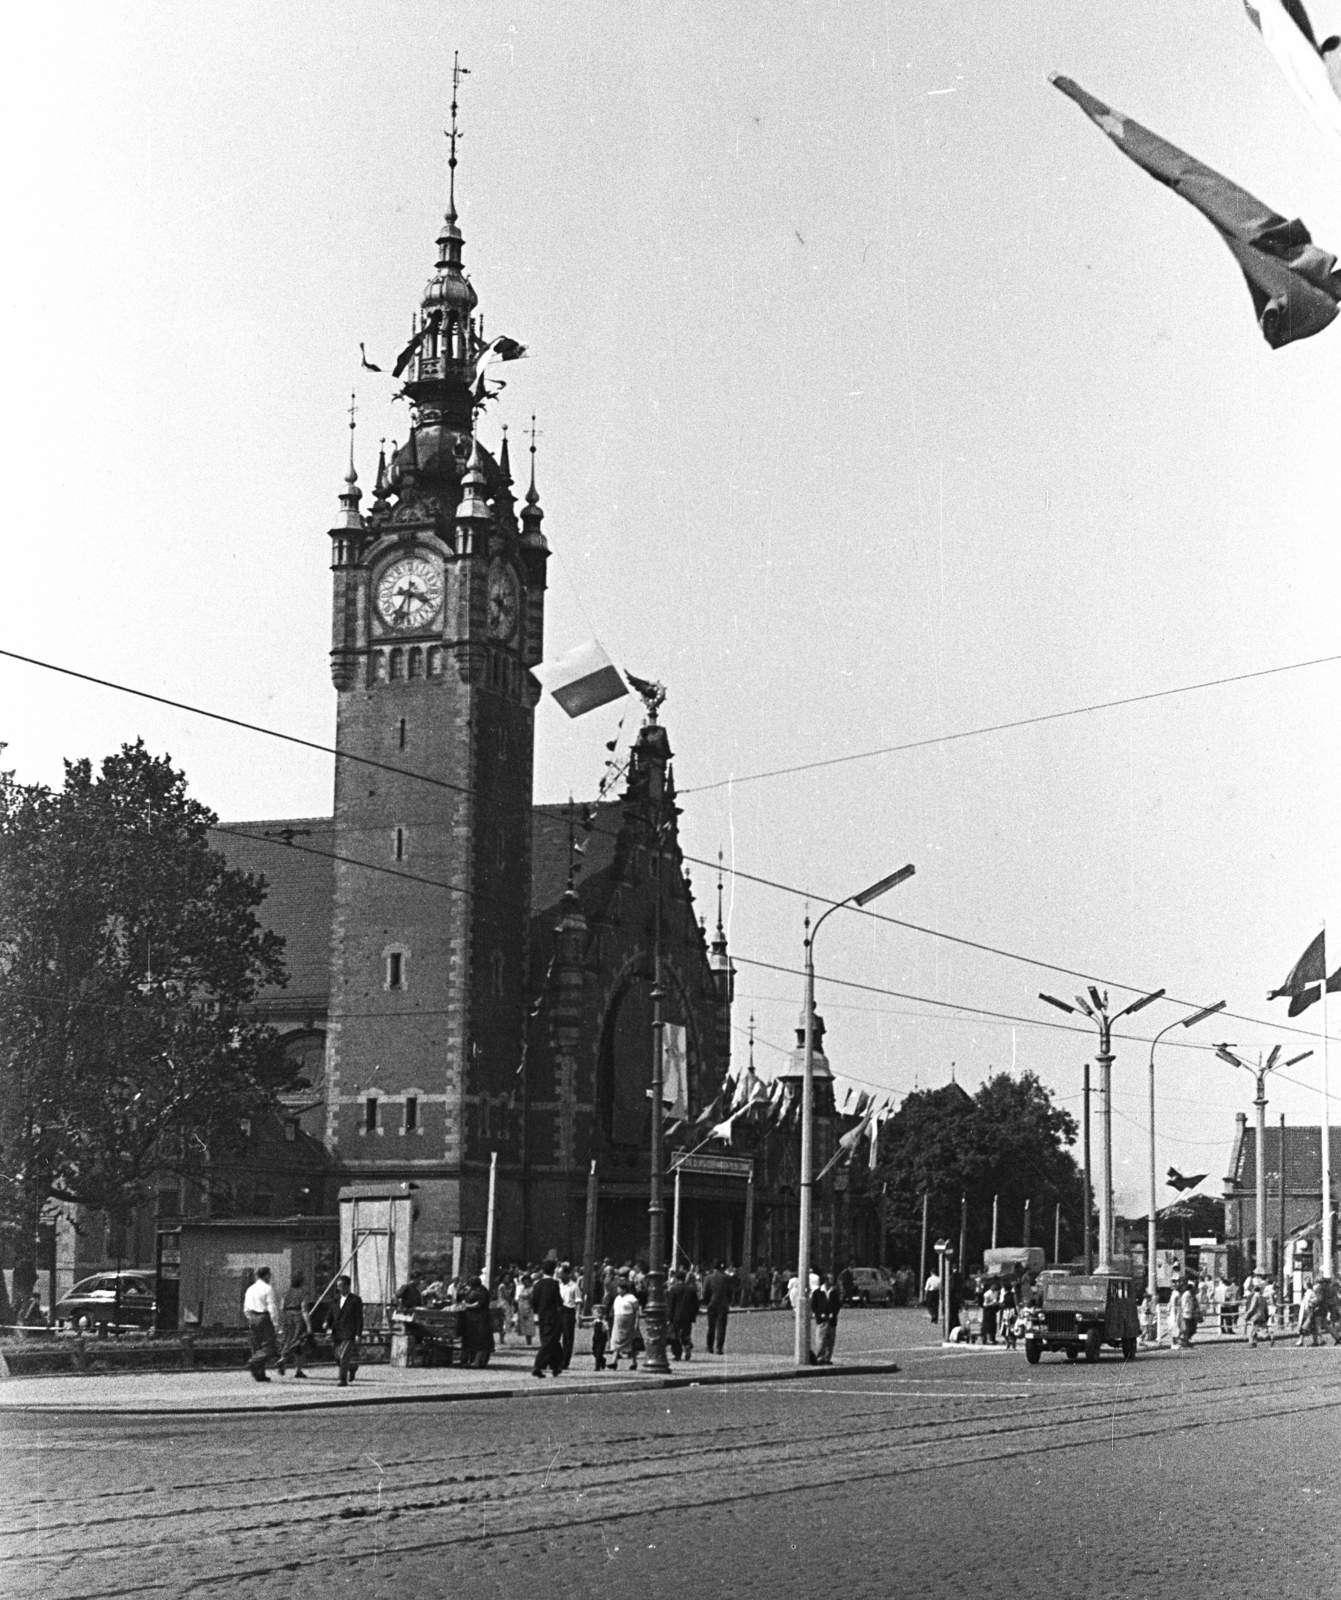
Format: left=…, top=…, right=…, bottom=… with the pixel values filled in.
left=1322, top=925, right=1333, bottom=1280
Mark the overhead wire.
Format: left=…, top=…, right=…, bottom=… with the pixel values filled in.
left=676, top=651, right=1341, bottom=794
left=4, top=644, right=1334, bottom=1051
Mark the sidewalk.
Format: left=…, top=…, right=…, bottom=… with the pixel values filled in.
left=0, top=1344, right=900, bottom=1416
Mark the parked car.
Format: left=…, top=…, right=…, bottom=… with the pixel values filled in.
left=1022, top=1272, right=1139, bottom=1364
left=54, top=1271, right=157, bottom=1331
left=844, top=1267, right=896, bottom=1306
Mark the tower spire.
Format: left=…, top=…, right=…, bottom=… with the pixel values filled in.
left=521, top=412, right=547, bottom=548
left=446, top=51, right=469, bottom=226
left=339, top=391, right=363, bottom=528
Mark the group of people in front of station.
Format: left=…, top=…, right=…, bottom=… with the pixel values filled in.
left=238, top=1254, right=863, bottom=1383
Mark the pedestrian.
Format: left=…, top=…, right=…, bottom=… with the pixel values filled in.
left=608, top=1279, right=642, bottom=1370
left=558, top=1262, right=581, bottom=1370
left=704, top=1262, right=732, bottom=1354
left=1243, top=1279, right=1273, bottom=1349
left=981, top=1281, right=1000, bottom=1345
left=395, top=1273, right=423, bottom=1313
left=243, top=1266, right=281, bottom=1383
left=924, top=1268, right=940, bottom=1323
left=529, top=1260, right=564, bottom=1377
left=1178, top=1280, right=1198, bottom=1349
left=275, top=1271, right=313, bottom=1378
left=590, top=1304, right=609, bottom=1370
left=666, top=1271, right=685, bottom=1359
left=1296, top=1279, right=1323, bottom=1347
left=673, top=1269, right=700, bottom=1361
left=460, top=1275, right=495, bottom=1367
left=329, top=1275, right=364, bottom=1386
left=772, top=1267, right=787, bottom=1307
left=514, top=1272, right=536, bottom=1344
left=812, top=1273, right=841, bottom=1364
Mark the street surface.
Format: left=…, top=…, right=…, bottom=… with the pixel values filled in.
left=2, top=1309, right=1338, bottom=1599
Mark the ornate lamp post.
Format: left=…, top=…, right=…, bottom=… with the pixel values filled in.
left=794, top=865, right=914, bottom=1367
left=1039, top=986, right=1166, bottom=1270
left=1215, top=1044, right=1312, bottom=1282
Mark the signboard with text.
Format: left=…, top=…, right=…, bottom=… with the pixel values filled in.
left=672, top=1153, right=754, bottom=1178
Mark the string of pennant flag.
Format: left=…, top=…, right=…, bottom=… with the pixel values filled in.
left=1054, top=2, right=1341, bottom=349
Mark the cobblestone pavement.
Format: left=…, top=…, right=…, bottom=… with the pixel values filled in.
left=2, top=1310, right=1337, bottom=1600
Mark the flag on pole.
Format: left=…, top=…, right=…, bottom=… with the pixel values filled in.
left=1243, top=1, right=1341, bottom=152
left=392, top=311, right=442, bottom=378
left=663, top=1023, right=689, bottom=1121
left=707, top=1111, right=738, bottom=1144
left=532, top=640, right=629, bottom=718
left=1051, top=73, right=1341, bottom=348
left=869, top=1108, right=884, bottom=1171
left=817, top=1106, right=878, bottom=1182
left=1267, top=929, right=1341, bottom=1015
left=472, top=334, right=528, bottom=401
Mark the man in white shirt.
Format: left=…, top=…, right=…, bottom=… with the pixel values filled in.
left=558, top=1263, right=582, bottom=1371
left=243, top=1266, right=281, bottom=1383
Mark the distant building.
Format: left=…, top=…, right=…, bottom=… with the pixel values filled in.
left=1222, top=1112, right=1340, bottom=1281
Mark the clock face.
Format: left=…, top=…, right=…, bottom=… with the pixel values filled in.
left=376, top=557, right=443, bottom=630
left=487, top=561, right=520, bottom=642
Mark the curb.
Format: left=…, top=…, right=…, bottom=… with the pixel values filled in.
left=0, top=1360, right=901, bottom=1418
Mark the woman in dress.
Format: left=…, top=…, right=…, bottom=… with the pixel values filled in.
left=608, top=1279, right=641, bottom=1371
left=514, top=1272, right=536, bottom=1344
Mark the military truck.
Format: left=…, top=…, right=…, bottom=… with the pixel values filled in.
left=1022, top=1271, right=1140, bottom=1363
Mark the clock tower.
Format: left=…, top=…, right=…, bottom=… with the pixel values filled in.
left=322, top=125, right=548, bottom=1258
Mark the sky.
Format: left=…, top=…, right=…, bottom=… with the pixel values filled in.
left=3, top=1, right=1339, bottom=1219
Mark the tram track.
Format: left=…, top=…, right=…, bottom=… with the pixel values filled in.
left=8, top=1362, right=1339, bottom=1597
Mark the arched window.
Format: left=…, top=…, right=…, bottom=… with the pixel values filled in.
left=408, top=646, right=423, bottom=679
left=389, top=648, right=404, bottom=681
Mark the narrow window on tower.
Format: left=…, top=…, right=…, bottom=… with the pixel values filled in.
left=365, top=1096, right=380, bottom=1134
left=389, top=648, right=404, bottom=680
left=387, top=951, right=404, bottom=990
left=491, top=950, right=505, bottom=998
left=497, top=725, right=509, bottom=762
left=398, top=717, right=407, bottom=750
left=394, top=827, right=405, bottom=862
left=404, top=1096, right=419, bottom=1135
left=495, top=831, right=505, bottom=870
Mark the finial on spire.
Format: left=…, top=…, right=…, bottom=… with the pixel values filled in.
left=446, top=52, right=470, bottom=224
left=526, top=413, right=540, bottom=504
left=338, top=393, right=363, bottom=528
left=346, top=391, right=358, bottom=481
left=748, top=1013, right=756, bottom=1071
left=715, top=849, right=725, bottom=937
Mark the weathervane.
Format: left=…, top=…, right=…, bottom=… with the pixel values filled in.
left=445, top=51, right=470, bottom=217
left=626, top=673, right=667, bottom=723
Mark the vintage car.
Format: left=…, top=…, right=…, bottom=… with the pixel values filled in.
left=1022, top=1271, right=1140, bottom=1363
left=54, top=1271, right=157, bottom=1332
left=844, top=1267, right=896, bottom=1306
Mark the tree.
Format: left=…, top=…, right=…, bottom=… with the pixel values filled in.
left=875, top=1072, right=1088, bottom=1271
left=0, top=742, right=289, bottom=1297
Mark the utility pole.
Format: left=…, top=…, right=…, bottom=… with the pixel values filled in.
left=1054, top=1202, right=1061, bottom=1265
left=959, top=1195, right=967, bottom=1279
left=919, top=1191, right=929, bottom=1300
left=1082, top=1063, right=1093, bottom=1274
left=991, top=1193, right=999, bottom=1250
left=1216, top=1044, right=1311, bottom=1284
left=1279, top=1114, right=1287, bottom=1303
left=1023, top=1197, right=1031, bottom=1250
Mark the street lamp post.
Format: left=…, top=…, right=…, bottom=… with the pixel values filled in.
left=1147, top=1002, right=1226, bottom=1318
left=1040, top=986, right=1167, bottom=1271
left=1216, top=1044, right=1312, bottom=1282
left=796, top=863, right=915, bottom=1368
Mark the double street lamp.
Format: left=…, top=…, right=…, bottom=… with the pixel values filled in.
left=1215, top=1043, right=1312, bottom=1284
left=795, top=864, right=915, bottom=1367
left=1147, top=1001, right=1226, bottom=1316
left=1039, top=985, right=1166, bottom=1271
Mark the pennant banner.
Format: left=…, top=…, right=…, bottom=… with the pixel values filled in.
left=1051, top=72, right=1341, bottom=348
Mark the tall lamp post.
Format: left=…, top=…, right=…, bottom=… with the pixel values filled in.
left=1040, top=986, right=1167, bottom=1271
left=1215, top=1044, right=1312, bottom=1282
left=1147, top=1002, right=1226, bottom=1316
left=796, top=863, right=915, bottom=1368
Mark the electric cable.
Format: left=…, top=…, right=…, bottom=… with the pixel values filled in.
left=676, top=651, right=1341, bottom=794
